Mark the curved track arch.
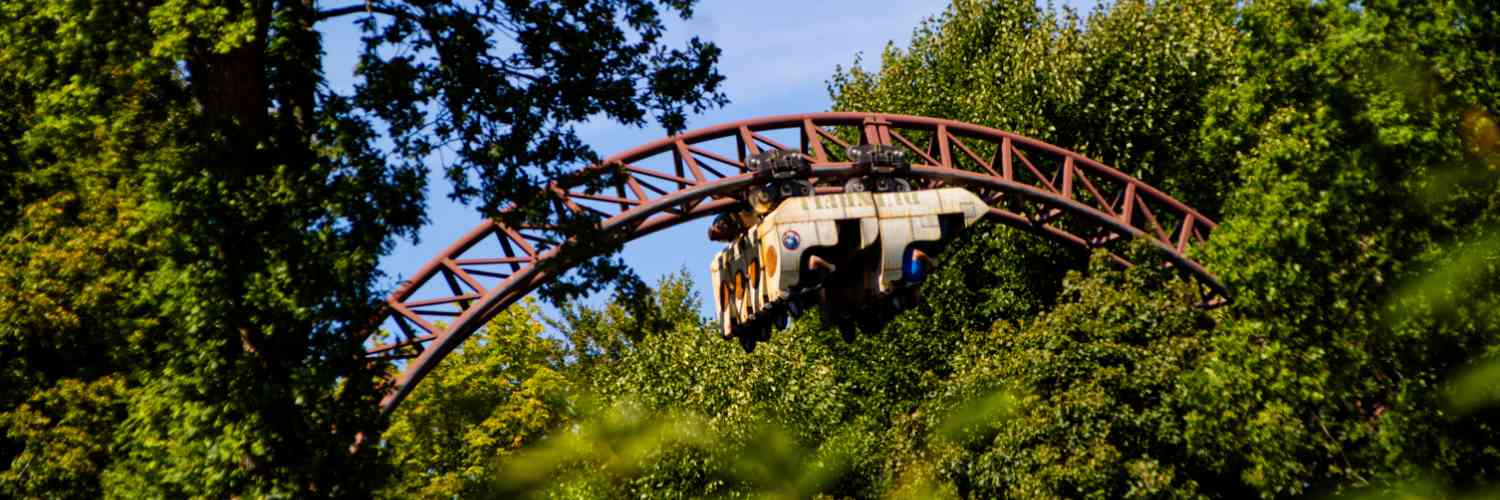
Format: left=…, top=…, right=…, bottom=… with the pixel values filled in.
left=365, top=112, right=1227, bottom=417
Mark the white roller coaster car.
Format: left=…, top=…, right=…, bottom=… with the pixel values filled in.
left=709, top=146, right=987, bottom=352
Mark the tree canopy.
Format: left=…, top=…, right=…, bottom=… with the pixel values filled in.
left=5, top=0, right=1499, bottom=498
left=0, top=0, right=722, bottom=497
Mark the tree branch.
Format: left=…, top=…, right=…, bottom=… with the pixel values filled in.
left=314, top=3, right=408, bottom=22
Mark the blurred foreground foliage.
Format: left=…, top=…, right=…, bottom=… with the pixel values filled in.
left=385, top=0, right=1499, bottom=497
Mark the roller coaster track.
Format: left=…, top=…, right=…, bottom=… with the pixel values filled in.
left=362, top=112, right=1227, bottom=420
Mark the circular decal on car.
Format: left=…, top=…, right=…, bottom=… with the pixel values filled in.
left=781, top=230, right=801, bottom=250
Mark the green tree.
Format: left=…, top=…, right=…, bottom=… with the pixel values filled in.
left=815, top=1, right=1245, bottom=493
left=1186, top=0, right=1500, bottom=493
left=820, top=0, right=1244, bottom=455
left=917, top=248, right=1217, bottom=498
left=830, top=0, right=1241, bottom=213
left=0, top=0, right=723, bottom=497
left=823, top=0, right=1500, bottom=495
left=380, top=299, right=570, bottom=499
left=829, top=0, right=1500, bottom=495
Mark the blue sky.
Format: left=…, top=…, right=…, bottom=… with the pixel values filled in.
left=317, top=0, right=1091, bottom=317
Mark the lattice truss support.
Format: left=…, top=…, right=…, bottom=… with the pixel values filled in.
left=364, top=112, right=1226, bottom=417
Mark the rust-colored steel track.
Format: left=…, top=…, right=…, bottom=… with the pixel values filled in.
left=365, top=112, right=1226, bottom=418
